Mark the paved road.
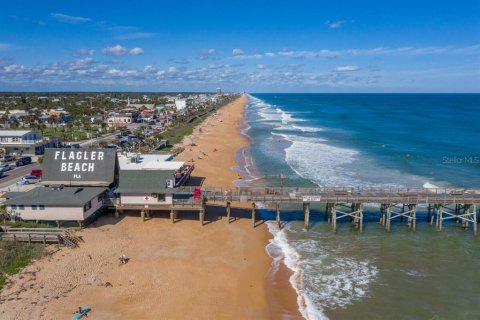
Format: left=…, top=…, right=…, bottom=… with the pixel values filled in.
left=0, top=163, right=40, bottom=189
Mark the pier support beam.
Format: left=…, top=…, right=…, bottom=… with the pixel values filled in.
left=386, top=204, right=392, bottom=232
left=226, top=202, right=231, bottom=224
left=326, top=203, right=332, bottom=222
left=303, top=202, right=310, bottom=231
left=251, top=202, right=256, bottom=228
left=276, top=203, right=281, bottom=229
left=170, top=210, right=176, bottom=223
left=436, top=205, right=443, bottom=230
left=474, top=205, right=478, bottom=236
left=141, top=210, right=145, bottom=221
left=331, top=203, right=337, bottom=232
left=380, top=204, right=385, bottom=225
left=115, top=209, right=119, bottom=219
left=199, top=208, right=205, bottom=226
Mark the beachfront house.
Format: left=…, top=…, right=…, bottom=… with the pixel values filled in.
left=4, top=186, right=106, bottom=222
left=0, top=130, right=45, bottom=156
left=114, top=153, right=194, bottom=210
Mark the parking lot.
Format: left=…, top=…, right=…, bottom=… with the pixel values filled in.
left=0, top=162, right=40, bottom=189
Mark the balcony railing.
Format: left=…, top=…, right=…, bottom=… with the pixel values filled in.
left=0, top=139, right=44, bottom=145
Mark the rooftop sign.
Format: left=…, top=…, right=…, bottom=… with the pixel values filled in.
left=42, top=148, right=116, bottom=186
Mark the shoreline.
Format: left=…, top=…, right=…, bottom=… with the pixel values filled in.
left=177, top=94, right=303, bottom=319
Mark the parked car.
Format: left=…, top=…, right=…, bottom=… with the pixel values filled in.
left=30, top=169, right=43, bottom=178
left=71, top=144, right=81, bottom=148
left=0, top=163, right=12, bottom=172
left=18, top=175, right=40, bottom=185
left=3, top=155, right=15, bottom=162
left=115, top=134, right=123, bottom=139
left=15, top=157, right=32, bottom=166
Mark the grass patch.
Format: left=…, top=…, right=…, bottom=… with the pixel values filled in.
left=162, top=116, right=206, bottom=146
left=0, top=241, right=47, bottom=288
left=5, top=221, right=56, bottom=228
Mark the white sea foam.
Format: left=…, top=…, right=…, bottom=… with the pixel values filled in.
left=266, top=222, right=379, bottom=320
left=423, top=182, right=440, bottom=190
left=273, top=124, right=324, bottom=133
left=266, top=222, right=328, bottom=320
left=277, top=133, right=361, bottom=186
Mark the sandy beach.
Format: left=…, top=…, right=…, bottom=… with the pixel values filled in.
left=0, top=95, right=301, bottom=319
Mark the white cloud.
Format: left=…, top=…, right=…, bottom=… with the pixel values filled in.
left=51, top=13, right=92, bottom=24
left=327, top=20, right=345, bottom=29
left=102, top=45, right=128, bottom=56
left=77, top=48, right=94, bottom=55
left=199, top=48, right=216, bottom=60
left=129, top=47, right=144, bottom=55
left=256, top=64, right=267, bottom=69
left=265, top=52, right=276, bottom=57
left=168, top=66, right=177, bottom=73
left=115, top=32, right=156, bottom=40
left=232, top=48, right=244, bottom=56
left=335, top=66, right=359, bottom=72
left=143, top=65, right=154, bottom=73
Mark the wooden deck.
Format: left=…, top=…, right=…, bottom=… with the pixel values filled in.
left=0, top=228, right=82, bottom=247
left=106, top=186, right=480, bottom=235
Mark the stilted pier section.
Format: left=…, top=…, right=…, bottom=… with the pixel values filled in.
left=106, top=186, right=480, bottom=235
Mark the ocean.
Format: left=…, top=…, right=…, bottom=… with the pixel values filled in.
left=240, top=94, right=480, bottom=319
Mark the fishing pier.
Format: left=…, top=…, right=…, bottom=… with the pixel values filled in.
left=107, top=186, right=480, bottom=235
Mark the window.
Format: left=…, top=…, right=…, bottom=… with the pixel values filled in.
left=84, top=201, right=92, bottom=212
left=157, top=194, right=166, bottom=201
left=97, top=193, right=104, bottom=203
left=19, top=205, right=25, bottom=210
left=39, top=205, right=45, bottom=210
left=32, top=205, right=38, bottom=210
left=11, top=205, right=17, bottom=210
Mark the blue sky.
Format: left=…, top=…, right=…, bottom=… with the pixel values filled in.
left=0, top=0, right=479, bottom=92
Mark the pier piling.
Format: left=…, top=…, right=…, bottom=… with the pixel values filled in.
left=303, top=202, right=310, bottom=231
left=276, top=203, right=281, bottom=229
left=226, top=202, right=231, bottom=224
left=251, top=202, right=256, bottom=228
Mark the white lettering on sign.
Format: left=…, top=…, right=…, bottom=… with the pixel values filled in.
left=302, top=196, right=321, bottom=202
left=54, top=151, right=105, bottom=161
left=60, top=162, right=96, bottom=172
left=55, top=150, right=105, bottom=173
left=73, top=174, right=81, bottom=179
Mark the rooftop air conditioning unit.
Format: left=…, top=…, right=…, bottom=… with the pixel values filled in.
left=166, top=179, right=174, bottom=188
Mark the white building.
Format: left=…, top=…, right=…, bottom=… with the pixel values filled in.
left=175, top=99, right=187, bottom=111
left=106, top=113, right=133, bottom=127
left=0, top=130, right=44, bottom=155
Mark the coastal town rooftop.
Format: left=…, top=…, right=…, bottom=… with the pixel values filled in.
left=117, top=152, right=184, bottom=171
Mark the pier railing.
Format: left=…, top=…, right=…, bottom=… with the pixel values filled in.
left=169, top=186, right=480, bottom=205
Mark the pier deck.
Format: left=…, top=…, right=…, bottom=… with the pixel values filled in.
left=107, top=186, right=480, bottom=234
